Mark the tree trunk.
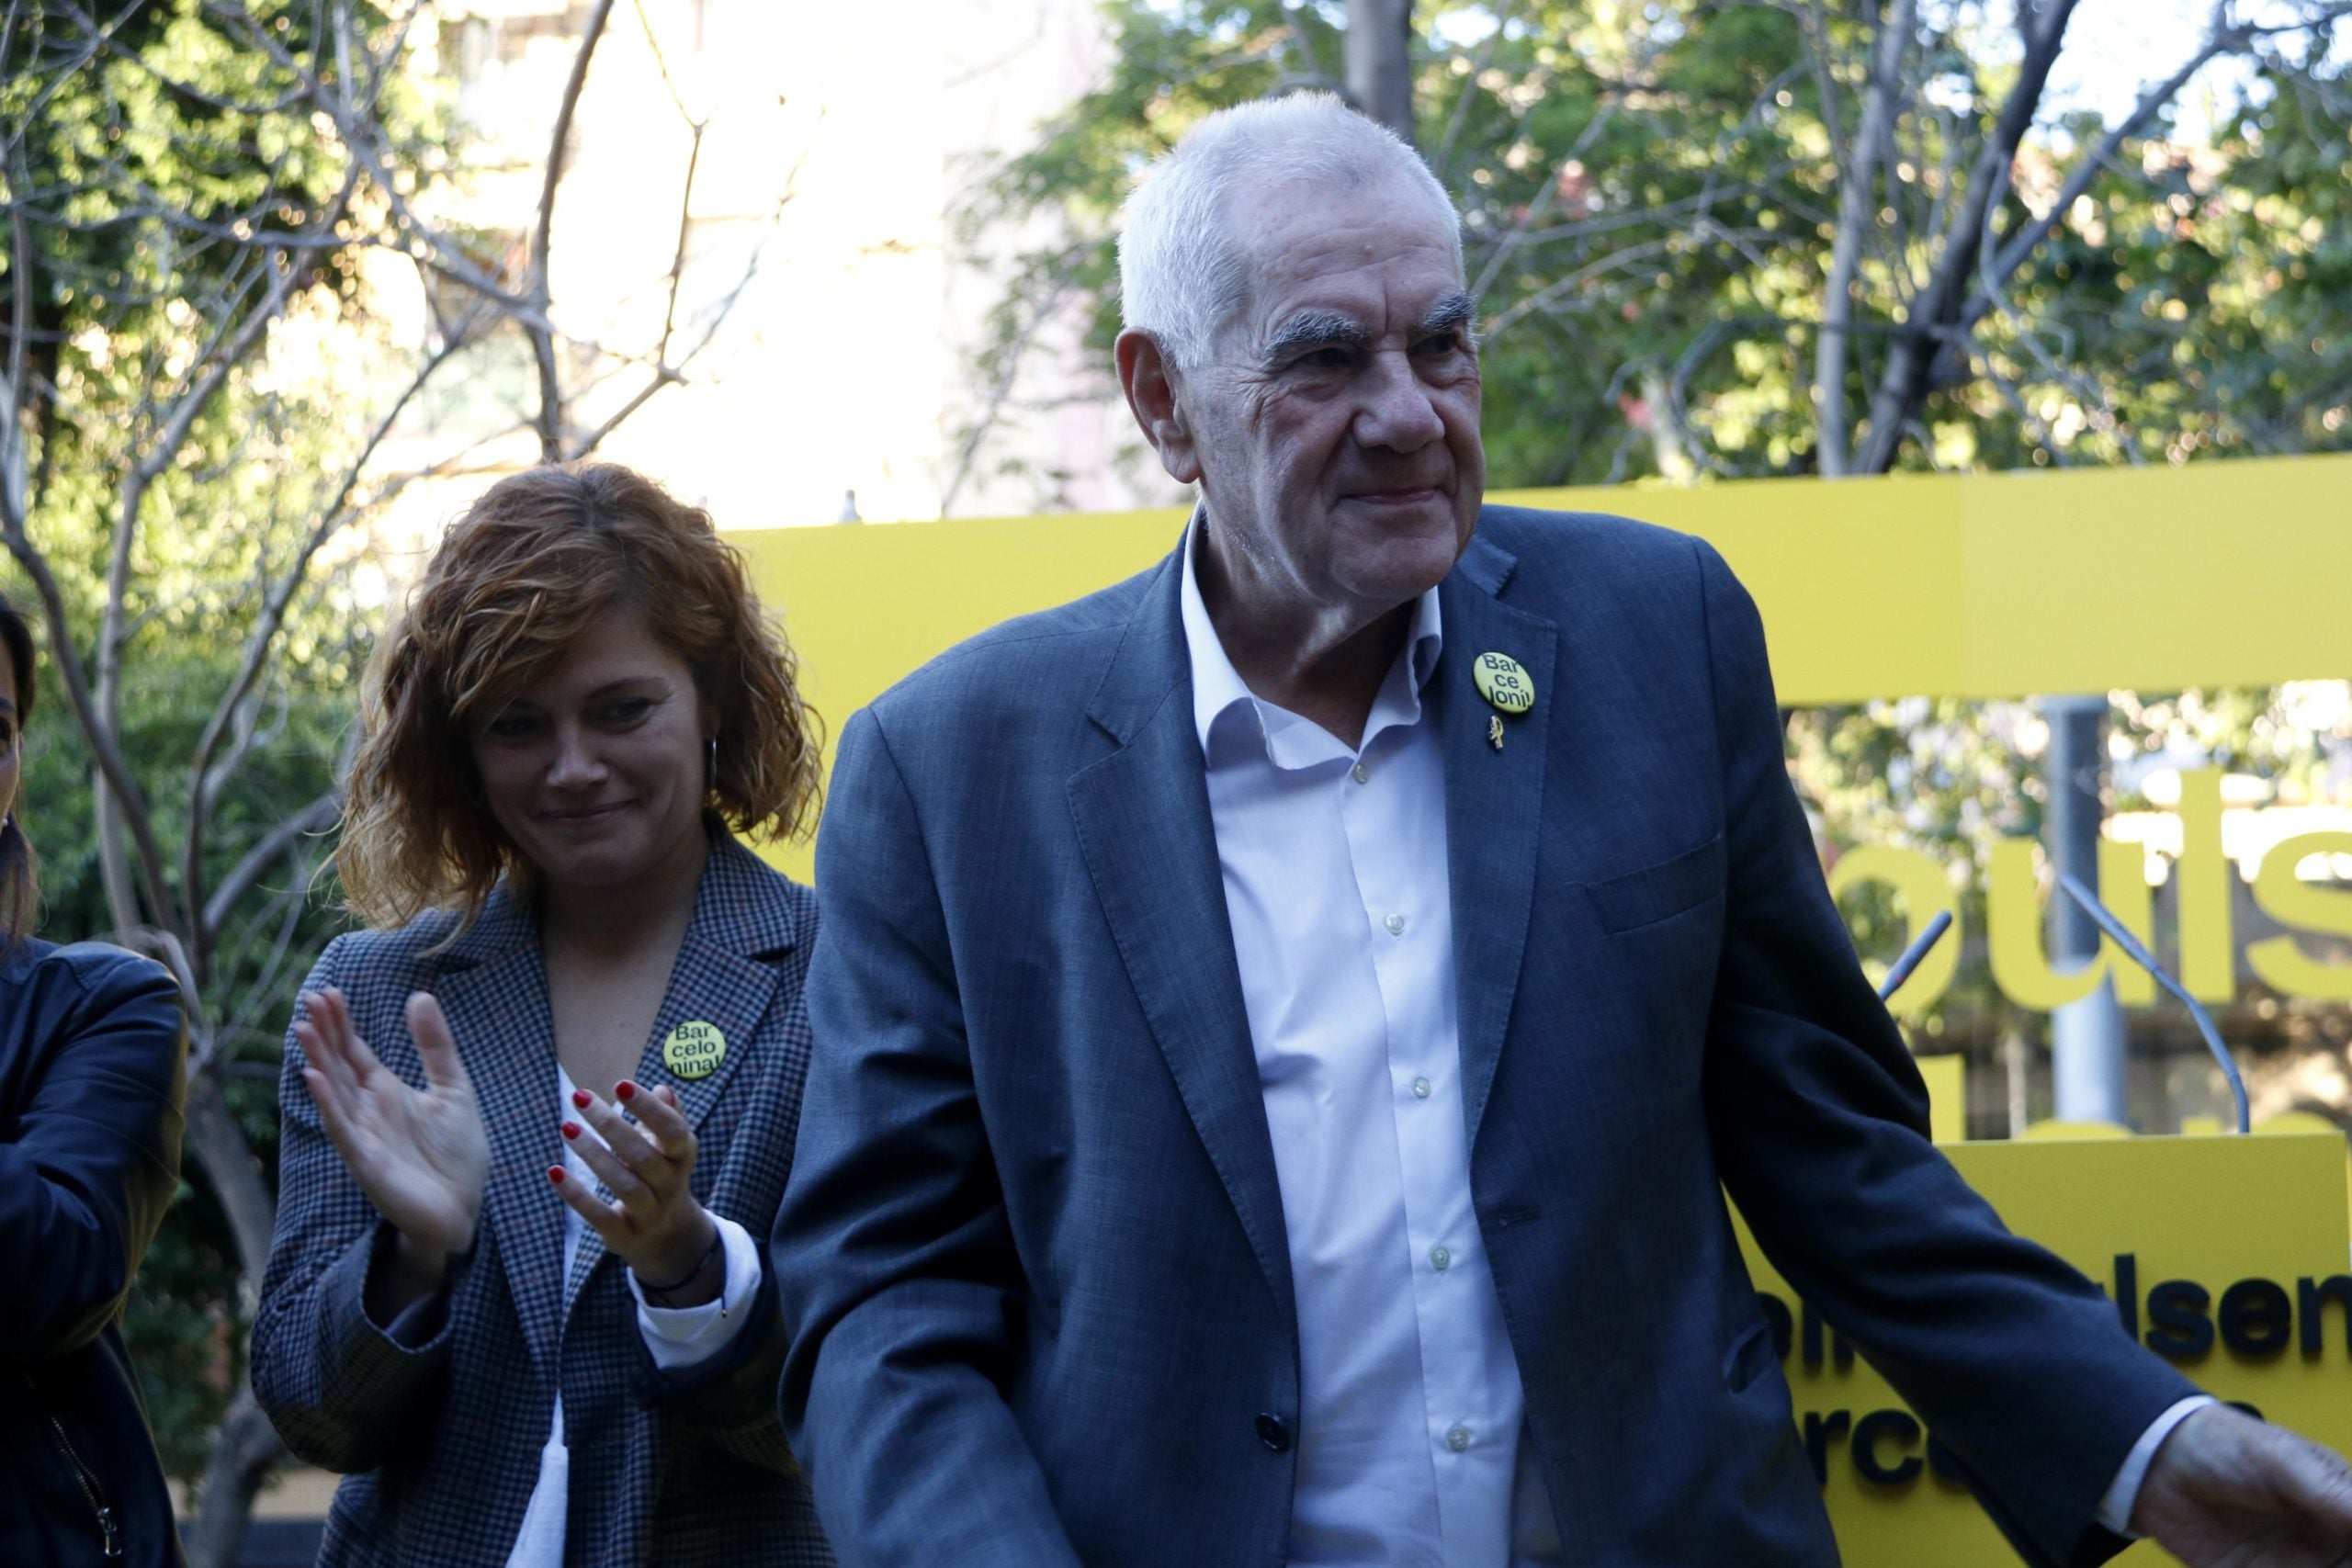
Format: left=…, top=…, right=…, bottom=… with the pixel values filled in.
left=178, top=1070, right=288, bottom=1567
left=184, top=1070, right=279, bottom=1282
left=1815, top=0, right=1917, bottom=477
left=181, top=1386, right=287, bottom=1568
left=1345, top=0, right=1414, bottom=142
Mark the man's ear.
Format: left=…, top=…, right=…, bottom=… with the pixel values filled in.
left=1115, top=329, right=1201, bottom=485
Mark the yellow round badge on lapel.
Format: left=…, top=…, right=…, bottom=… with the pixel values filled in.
left=1473, top=652, right=1535, bottom=716
left=661, top=1021, right=727, bottom=1081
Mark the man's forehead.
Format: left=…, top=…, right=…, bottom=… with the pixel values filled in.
left=1226, top=171, right=1463, bottom=333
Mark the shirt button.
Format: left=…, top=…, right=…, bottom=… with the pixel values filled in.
left=1411, top=1076, right=1432, bottom=1100
left=1430, top=1245, right=1452, bottom=1271
left=1351, top=761, right=1370, bottom=784
left=1446, top=1425, right=1473, bottom=1453
left=1384, top=913, right=1407, bottom=936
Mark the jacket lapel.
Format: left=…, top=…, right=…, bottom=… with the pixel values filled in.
left=560, top=835, right=797, bottom=1317
left=1437, top=529, right=1558, bottom=1146
left=429, top=891, right=566, bottom=1384
left=1067, top=547, right=1296, bottom=1327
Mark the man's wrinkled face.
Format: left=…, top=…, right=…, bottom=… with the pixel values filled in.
left=1177, top=170, right=1485, bottom=618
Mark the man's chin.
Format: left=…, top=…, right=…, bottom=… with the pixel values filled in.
left=1337, top=488, right=1480, bottom=548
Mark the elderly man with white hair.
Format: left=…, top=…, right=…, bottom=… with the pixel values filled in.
left=775, top=94, right=2352, bottom=1567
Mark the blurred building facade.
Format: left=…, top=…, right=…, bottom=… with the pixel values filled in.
left=374, top=0, right=1177, bottom=540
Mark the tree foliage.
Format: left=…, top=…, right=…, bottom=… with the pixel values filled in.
left=3, top=3, right=775, bottom=1558
left=0, top=9, right=435, bottom=1540
left=961, top=0, right=2352, bottom=1125
left=959, top=0, right=2352, bottom=491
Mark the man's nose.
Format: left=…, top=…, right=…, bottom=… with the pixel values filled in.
left=1351, top=349, right=1445, bottom=452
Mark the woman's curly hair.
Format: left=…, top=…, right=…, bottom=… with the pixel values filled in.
left=339, top=464, right=823, bottom=931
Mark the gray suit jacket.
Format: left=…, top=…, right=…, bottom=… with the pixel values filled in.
left=775, top=508, right=2196, bottom=1567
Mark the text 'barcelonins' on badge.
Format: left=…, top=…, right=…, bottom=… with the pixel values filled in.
left=1474, top=652, right=1535, bottom=716
left=661, top=1021, right=727, bottom=1080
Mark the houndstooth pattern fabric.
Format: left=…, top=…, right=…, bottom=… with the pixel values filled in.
left=251, top=833, right=833, bottom=1567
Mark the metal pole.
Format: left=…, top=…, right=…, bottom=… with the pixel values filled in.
left=2045, top=694, right=2129, bottom=1124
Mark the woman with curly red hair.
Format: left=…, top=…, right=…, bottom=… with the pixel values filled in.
left=251, top=465, right=831, bottom=1566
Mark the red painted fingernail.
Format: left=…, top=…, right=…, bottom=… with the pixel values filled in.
left=616, top=1081, right=636, bottom=1101
left=547, top=1167, right=566, bottom=1185
left=572, top=1089, right=593, bottom=1109
left=560, top=1122, right=581, bottom=1140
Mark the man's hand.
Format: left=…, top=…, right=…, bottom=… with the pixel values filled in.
left=2134, top=1404, right=2352, bottom=1566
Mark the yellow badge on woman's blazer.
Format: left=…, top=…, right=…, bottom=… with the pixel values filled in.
left=662, top=1021, right=727, bottom=1080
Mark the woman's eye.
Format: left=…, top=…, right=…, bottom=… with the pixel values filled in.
left=602, top=698, right=655, bottom=725
left=484, top=714, right=539, bottom=740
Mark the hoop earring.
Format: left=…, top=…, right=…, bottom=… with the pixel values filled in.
left=706, top=735, right=718, bottom=791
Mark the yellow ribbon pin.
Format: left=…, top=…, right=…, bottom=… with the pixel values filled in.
left=1474, top=652, right=1535, bottom=716
left=661, top=1020, right=727, bottom=1081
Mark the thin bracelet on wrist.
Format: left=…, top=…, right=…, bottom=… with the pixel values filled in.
left=639, top=1228, right=722, bottom=1304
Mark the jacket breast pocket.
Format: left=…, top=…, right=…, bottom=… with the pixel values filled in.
left=1584, top=835, right=1726, bottom=933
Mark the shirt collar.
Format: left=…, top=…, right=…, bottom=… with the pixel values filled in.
left=1177, top=507, right=1444, bottom=765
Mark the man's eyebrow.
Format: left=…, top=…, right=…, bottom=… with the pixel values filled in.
left=1261, top=310, right=1370, bottom=362
left=1419, top=291, right=1477, bottom=341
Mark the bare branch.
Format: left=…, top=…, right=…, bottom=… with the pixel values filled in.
left=0, top=519, right=178, bottom=931
left=2, top=146, right=34, bottom=519
left=1466, top=103, right=1623, bottom=302
left=1817, top=0, right=1917, bottom=478
left=568, top=118, right=798, bottom=463
left=941, top=248, right=1084, bottom=518
left=1430, top=0, right=1520, bottom=185
left=1963, top=0, right=2348, bottom=328
left=1482, top=237, right=1679, bottom=338
left=530, top=0, right=621, bottom=460
left=1854, top=0, right=2083, bottom=473
left=185, top=335, right=470, bottom=960
left=202, top=790, right=341, bottom=943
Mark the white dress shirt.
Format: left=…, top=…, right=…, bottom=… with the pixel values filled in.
left=1182, top=523, right=1549, bottom=1565
left=387, top=1063, right=763, bottom=1568
left=1176, top=520, right=2192, bottom=1562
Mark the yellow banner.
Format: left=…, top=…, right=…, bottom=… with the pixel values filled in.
left=737, top=454, right=2352, bottom=897
left=1736, top=1131, right=2352, bottom=1566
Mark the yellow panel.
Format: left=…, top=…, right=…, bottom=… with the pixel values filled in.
left=1736, top=1133, right=2352, bottom=1566
left=1494, top=473, right=1970, bottom=705
left=735, top=454, right=2352, bottom=879
left=1958, top=456, right=2352, bottom=696
left=735, top=510, right=1185, bottom=879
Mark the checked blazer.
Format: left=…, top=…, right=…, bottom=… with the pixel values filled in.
left=252, top=832, right=832, bottom=1568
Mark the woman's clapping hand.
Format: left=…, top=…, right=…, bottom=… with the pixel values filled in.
left=296, top=987, right=491, bottom=1269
